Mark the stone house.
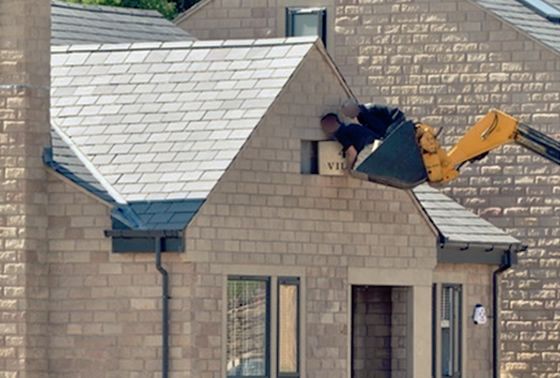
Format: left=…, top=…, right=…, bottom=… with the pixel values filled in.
left=0, top=1, right=530, bottom=377
left=178, top=0, right=560, bottom=376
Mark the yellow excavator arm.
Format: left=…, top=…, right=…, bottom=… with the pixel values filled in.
left=353, top=109, right=560, bottom=189
left=417, top=110, right=560, bottom=185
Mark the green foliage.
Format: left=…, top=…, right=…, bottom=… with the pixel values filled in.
left=63, top=0, right=187, bottom=19
left=176, top=0, right=202, bottom=12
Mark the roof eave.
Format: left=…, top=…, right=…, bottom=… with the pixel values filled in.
left=407, top=190, right=440, bottom=239
left=104, top=229, right=185, bottom=253
left=438, top=240, right=527, bottom=265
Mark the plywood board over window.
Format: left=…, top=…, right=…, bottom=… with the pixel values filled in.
left=278, top=277, right=300, bottom=377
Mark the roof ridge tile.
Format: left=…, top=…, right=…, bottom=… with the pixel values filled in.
left=52, top=38, right=318, bottom=54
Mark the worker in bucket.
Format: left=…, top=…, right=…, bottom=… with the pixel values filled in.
left=320, top=112, right=379, bottom=171
left=341, top=99, right=406, bottom=139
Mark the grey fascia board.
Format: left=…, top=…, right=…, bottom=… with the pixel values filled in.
left=104, top=229, right=183, bottom=238
left=438, top=241, right=526, bottom=265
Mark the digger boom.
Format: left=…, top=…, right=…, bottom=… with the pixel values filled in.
left=354, top=109, right=560, bottom=189
left=515, top=122, right=560, bottom=165
left=421, top=110, right=560, bottom=185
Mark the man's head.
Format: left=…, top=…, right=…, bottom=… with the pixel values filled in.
left=320, top=112, right=341, bottom=136
left=341, top=99, right=360, bottom=118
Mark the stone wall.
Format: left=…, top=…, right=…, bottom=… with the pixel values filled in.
left=41, top=45, right=436, bottom=377
left=435, top=263, right=495, bottom=378
left=352, top=286, right=392, bottom=378
left=183, top=45, right=436, bottom=377
left=46, top=173, right=193, bottom=377
left=0, top=0, right=50, bottom=376
left=176, top=0, right=277, bottom=39
left=179, top=1, right=560, bottom=375
left=351, top=285, right=410, bottom=378
left=390, top=287, right=408, bottom=378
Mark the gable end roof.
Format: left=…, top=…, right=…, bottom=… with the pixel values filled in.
left=49, top=37, right=322, bottom=233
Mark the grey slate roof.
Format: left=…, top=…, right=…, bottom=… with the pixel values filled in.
left=49, top=37, right=318, bottom=230
left=413, top=184, right=520, bottom=246
left=51, top=38, right=315, bottom=203
left=474, top=0, right=560, bottom=54
left=52, top=0, right=194, bottom=45
left=126, top=199, right=205, bottom=230
left=46, top=125, right=118, bottom=206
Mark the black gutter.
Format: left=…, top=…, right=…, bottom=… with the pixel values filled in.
left=492, top=247, right=523, bottom=378
left=104, top=229, right=182, bottom=238
left=155, top=236, right=170, bottom=378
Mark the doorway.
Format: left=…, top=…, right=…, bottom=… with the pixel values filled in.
left=351, top=285, right=410, bottom=378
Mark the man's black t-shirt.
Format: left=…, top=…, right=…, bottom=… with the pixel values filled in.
left=357, top=104, right=405, bottom=139
left=334, top=123, right=377, bottom=153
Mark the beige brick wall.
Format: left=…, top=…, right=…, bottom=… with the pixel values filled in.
left=435, top=263, right=494, bottom=378
left=0, top=0, right=50, bottom=376
left=46, top=173, right=193, bottom=377
left=176, top=0, right=277, bottom=39
left=352, top=286, right=393, bottom=377
left=184, top=46, right=436, bottom=377
left=42, top=46, right=436, bottom=377
left=390, top=287, right=408, bottom=378
left=180, top=0, right=560, bottom=375
left=351, top=286, right=410, bottom=378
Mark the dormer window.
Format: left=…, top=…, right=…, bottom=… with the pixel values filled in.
left=286, top=7, right=327, bottom=47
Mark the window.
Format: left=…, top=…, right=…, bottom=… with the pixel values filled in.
left=441, top=285, right=462, bottom=378
left=518, top=0, right=560, bottom=22
left=278, top=278, right=300, bottom=377
left=432, top=283, right=463, bottom=378
left=300, top=140, right=319, bottom=174
left=227, top=277, right=270, bottom=377
left=226, top=276, right=300, bottom=378
left=286, top=7, right=327, bottom=46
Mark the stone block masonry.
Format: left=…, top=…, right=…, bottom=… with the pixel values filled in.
left=183, top=46, right=436, bottom=377
left=180, top=0, right=560, bottom=375
left=0, top=0, right=51, bottom=376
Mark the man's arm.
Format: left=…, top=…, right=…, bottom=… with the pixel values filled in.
left=360, top=103, right=391, bottom=119
left=345, top=146, right=358, bottom=171
left=362, top=103, right=405, bottom=123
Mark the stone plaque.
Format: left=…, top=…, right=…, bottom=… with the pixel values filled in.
left=318, top=141, right=346, bottom=175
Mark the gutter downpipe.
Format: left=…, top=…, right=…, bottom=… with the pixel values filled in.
left=104, top=229, right=182, bottom=378
left=155, top=236, right=170, bottom=378
left=492, top=247, right=522, bottom=378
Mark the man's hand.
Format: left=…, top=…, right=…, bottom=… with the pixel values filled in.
left=345, top=146, right=357, bottom=172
